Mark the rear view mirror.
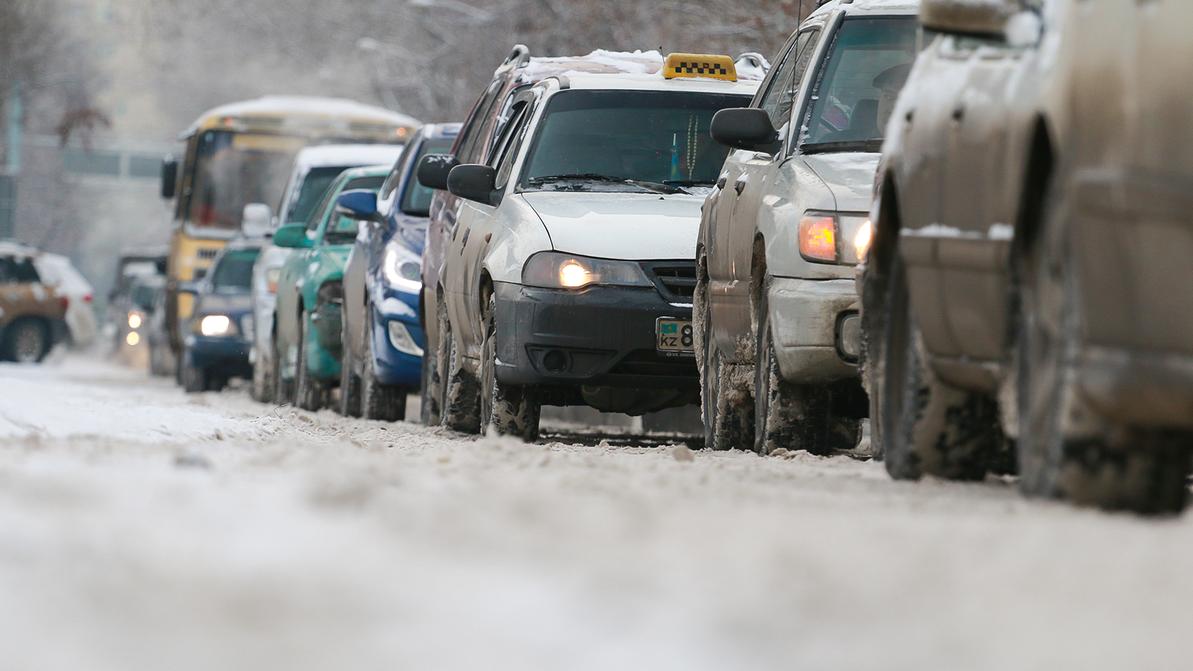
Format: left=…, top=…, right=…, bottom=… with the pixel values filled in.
left=447, top=165, right=499, bottom=206
left=241, top=203, right=273, bottom=238
left=273, top=223, right=313, bottom=249
left=160, top=156, right=178, bottom=200
left=417, top=154, right=459, bottom=191
left=335, top=190, right=379, bottom=221
left=920, top=0, right=1015, bottom=37
left=710, top=108, right=780, bottom=154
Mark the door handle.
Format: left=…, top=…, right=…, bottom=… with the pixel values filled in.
left=952, top=105, right=966, bottom=122
left=459, top=228, right=470, bottom=253
left=734, top=178, right=747, bottom=195
left=716, top=176, right=728, bottom=189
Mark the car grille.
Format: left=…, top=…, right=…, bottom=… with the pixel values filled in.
left=610, top=349, right=697, bottom=377
left=641, top=262, right=696, bottom=303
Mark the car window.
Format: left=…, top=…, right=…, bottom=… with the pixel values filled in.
left=494, top=110, right=531, bottom=191
left=456, top=79, right=505, bottom=163
left=800, top=17, right=918, bottom=151
left=399, top=137, right=455, bottom=217
left=519, top=90, right=752, bottom=192
left=0, top=257, right=12, bottom=283
left=286, top=166, right=349, bottom=225
left=757, top=29, right=820, bottom=139
left=210, top=248, right=260, bottom=292
left=324, top=175, right=386, bottom=244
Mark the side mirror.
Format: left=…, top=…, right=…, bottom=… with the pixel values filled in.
left=273, top=223, right=313, bottom=249
left=447, top=165, right=499, bottom=206
left=160, top=156, right=178, bottom=200
left=241, top=203, right=273, bottom=238
left=711, top=108, right=780, bottom=154
left=177, top=281, right=201, bottom=296
left=335, top=189, right=379, bottom=221
left=417, top=154, right=459, bottom=190
left=920, top=0, right=1015, bottom=37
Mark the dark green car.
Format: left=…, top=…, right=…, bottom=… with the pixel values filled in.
left=271, top=165, right=388, bottom=410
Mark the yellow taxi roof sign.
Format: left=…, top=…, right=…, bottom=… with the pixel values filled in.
left=663, top=53, right=737, bottom=82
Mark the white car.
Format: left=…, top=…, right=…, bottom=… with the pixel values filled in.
left=434, top=52, right=759, bottom=440
left=248, top=143, right=405, bottom=402
left=33, top=252, right=97, bottom=348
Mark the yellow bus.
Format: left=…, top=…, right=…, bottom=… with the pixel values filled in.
left=159, top=96, right=418, bottom=363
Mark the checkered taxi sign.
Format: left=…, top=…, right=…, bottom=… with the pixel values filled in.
left=663, top=53, right=738, bottom=82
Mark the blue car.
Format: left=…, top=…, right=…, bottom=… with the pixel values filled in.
left=339, top=123, right=461, bottom=420
left=180, top=239, right=262, bottom=393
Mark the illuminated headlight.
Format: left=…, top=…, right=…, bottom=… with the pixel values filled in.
left=387, top=320, right=424, bottom=357
left=521, top=252, right=652, bottom=290
left=199, top=314, right=235, bottom=337
left=382, top=241, right=422, bottom=293
left=127, top=312, right=143, bottom=329
left=125, top=331, right=141, bottom=346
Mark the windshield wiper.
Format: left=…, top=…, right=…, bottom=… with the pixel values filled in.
left=527, top=174, right=679, bottom=194
left=800, top=139, right=883, bottom=155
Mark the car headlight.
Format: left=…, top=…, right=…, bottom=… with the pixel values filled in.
left=522, top=252, right=652, bottom=290
left=198, top=314, right=235, bottom=337
left=853, top=219, right=873, bottom=262
left=382, top=241, right=422, bottom=293
left=127, top=312, right=143, bottom=329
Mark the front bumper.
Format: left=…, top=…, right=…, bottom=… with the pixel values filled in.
left=493, top=281, right=698, bottom=390
left=185, top=334, right=252, bottom=376
left=769, top=277, right=860, bottom=384
left=369, top=291, right=425, bottom=389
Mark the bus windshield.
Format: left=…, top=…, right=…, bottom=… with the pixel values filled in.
left=184, top=131, right=303, bottom=231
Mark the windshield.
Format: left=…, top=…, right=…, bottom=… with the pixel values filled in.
left=285, top=166, right=353, bottom=225
left=324, top=175, right=386, bottom=245
left=184, top=131, right=303, bottom=230
left=800, top=17, right=917, bottom=152
left=210, top=248, right=260, bottom=291
left=131, top=284, right=157, bottom=311
left=520, top=90, right=751, bottom=193
left=400, top=138, right=455, bottom=217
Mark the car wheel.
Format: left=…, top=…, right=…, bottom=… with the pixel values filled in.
left=870, top=251, right=1001, bottom=481
left=339, top=305, right=362, bottom=418
left=3, top=318, right=49, bottom=364
left=1015, top=192, right=1190, bottom=514
left=252, top=342, right=275, bottom=403
left=479, top=293, right=539, bottom=441
left=420, top=295, right=442, bottom=427
left=753, top=282, right=830, bottom=456
left=294, top=310, right=325, bottom=412
left=361, top=306, right=405, bottom=422
left=695, top=260, right=752, bottom=451
left=181, top=351, right=207, bottom=394
left=439, top=296, right=480, bottom=434
left=273, top=322, right=294, bottom=405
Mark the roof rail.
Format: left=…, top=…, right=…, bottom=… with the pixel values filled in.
left=501, top=44, right=531, bottom=69
left=736, top=52, right=771, bottom=73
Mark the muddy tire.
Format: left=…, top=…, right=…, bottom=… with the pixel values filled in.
left=479, top=294, right=539, bottom=441
left=361, top=307, right=405, bottom=422
left=181, top=353, right=208, bottom=394
left=420, top=292, right=443, bottom=426
left=339, top=306, right=362, bottom=417
left=695, top=259, right=753, bottom=451
left=252, top=343, right=275, bottom=403
left=1015, top=194, right=1191, bottom=514
left=754, top=285, right=830, bottom=455
left=870, top=253, right=1001, bottom=481
left=439, top=298, right=480, bottom=434
left=294, top=310, right=325, bottom=412
left=3, top=318, right=49, bottom=363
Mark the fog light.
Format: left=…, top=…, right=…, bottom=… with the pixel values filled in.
left=125, top=331, right=140, bottom=347
left=542, top=349, right=568, bottom=372
left=387, top=321, right=423, bottom=357
left=838, top=313, right=861, bottom=361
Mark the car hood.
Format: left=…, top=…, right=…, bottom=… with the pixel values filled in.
left=196, top=291, right=252, bottom=316
left=799, top=152, right=880, bottom=212
left=520, top=192, right=703, bottom=260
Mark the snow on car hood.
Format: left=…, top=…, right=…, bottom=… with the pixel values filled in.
left=799, top=153, right=881, bottom=212
left=520, top=192, right=703, bottom=260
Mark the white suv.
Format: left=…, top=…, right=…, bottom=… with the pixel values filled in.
left=433, top=52, right=759, bottom=440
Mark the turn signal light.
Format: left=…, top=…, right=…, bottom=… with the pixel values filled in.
left=799, top=215, right=838, bottom=263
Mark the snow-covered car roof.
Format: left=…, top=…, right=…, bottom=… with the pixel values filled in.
left=526, top=50, right=760, bottom=96
left=291, top=144, right=407, bottom=170
left=558, top=72, right=760, bottom=96
left=0, top=240, right=40, bottom=259
left=810, top=0, right=919, bottom=19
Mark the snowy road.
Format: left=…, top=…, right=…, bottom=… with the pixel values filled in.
left=1, top=355, right=1191, bottom=671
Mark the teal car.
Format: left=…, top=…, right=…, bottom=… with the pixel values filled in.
left=271, top=165, right=389, bottom=410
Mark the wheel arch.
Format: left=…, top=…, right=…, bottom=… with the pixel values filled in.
left=1013, top=115, right=1057, bottom=257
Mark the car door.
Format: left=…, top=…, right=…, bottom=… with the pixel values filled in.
left=717, top=25, right=825, bottom=356
left=448, top=100, right=532, bottom=358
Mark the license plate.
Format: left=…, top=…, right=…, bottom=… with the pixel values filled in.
left=656, top=318, right=694, bottom=353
